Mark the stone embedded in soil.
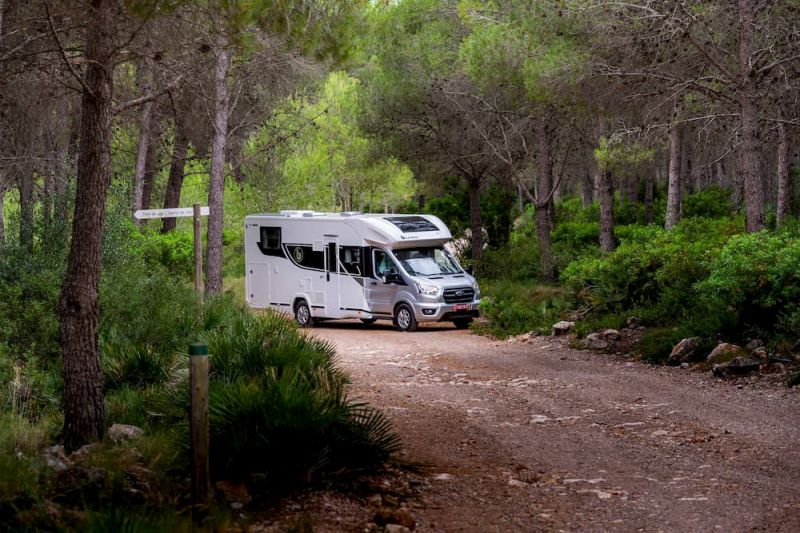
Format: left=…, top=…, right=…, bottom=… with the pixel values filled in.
left=746, top=339, right=765, bottom=352
left=602, top=329, right=622, bottom=342
left=551, top=321, right=575, bottom=336
left=384, top=525, right=411, bottom=533
left=107, top=423, right=144, bottom=444
left=584, top=333, right=609, bottom=350
left=41, top=445, right=70, bottom=471
left=707, top=343, right=747, bottom=364
left=669, top=337, right=700, bottom=364
left=712, top=357, right=760, bottom=378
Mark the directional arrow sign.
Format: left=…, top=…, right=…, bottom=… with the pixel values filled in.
left=134, top=206, right=209, bottom=219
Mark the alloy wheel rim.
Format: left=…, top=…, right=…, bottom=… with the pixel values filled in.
left=398, top=309, right=411, bottom=329
left=297, top=305, right=309, bottom=324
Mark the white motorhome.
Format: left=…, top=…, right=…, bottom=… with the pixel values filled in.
left=244, top=211, right=480, bottom=331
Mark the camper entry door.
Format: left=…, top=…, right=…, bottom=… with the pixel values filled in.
left=323, top=237, right=340, bottom=316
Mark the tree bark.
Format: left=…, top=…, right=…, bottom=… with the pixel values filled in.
left=598, top=168, right=615, bottom=252
left=714, top=160, right=726, bottom=188
left=626, top=175, right=638, bottom=204
left=140, top=114, right=161, bottom=211
left=738, top=0, right=765, bottom=232
left=0, top=181, right=5, bottom=244
left=161, top=104, right=190, bottom=233
left=131, top=60, right=154, bottom=226
left=581, top=171, right=593, bottom=208
left=645, top=169, right=654, bottom=225
left=18, top=167, right=34, bottom=251
left=665, top=123, right=683, bottom=229
left=467, top=175, right=483, bottom=272
left=595, top=116, right=615, bottom=252
left=534, top=113, right=555, bottom=283
left=776, top=122, right=790, bottom=228
left=59, top=0, right=113, bottom=452
left=205, top=37, right=231, bottom=295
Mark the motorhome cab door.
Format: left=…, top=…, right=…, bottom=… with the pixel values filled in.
left=323, top=236, right=340, bottom=317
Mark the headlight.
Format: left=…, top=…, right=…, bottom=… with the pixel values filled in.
left=415, top=283, right=440, bottom=296
left=474, top=285, right=480, bottom=299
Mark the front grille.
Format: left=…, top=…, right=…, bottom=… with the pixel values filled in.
left=443, top=287, right=475, bottom=303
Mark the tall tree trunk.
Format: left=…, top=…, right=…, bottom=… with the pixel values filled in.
left=0, top=181, right=5, bottom=244
left=467, top=174, right=483, bottom=272
left=18, top=168, right=34, bottom=251
left=645, top=170, right=655, bottom=224
left=776, top=122, right=790, bottom=227
left=205, top=38, right=231, bottom=295
left=581, top=171, right=593, bottom=208
left=598, top=168, right=615, bottom=252
left=140, top=114, right=161, bottom=211
left=626, top=175, right=638, bottom=203
left=161, top=106, right=190, bottom=233
left=595, top=116, right=615, bottom=252
left=738, top=0, right=765, bottom=232
left=680, top=127, right=692, bottom=194
left=665, top=123, right=683, bottom=229
left=43, top=162, right=54, bottom=235
left=534, top=114, right=555, bottom=283
left=59, top=0, right=113, bottom=452
left=467, top=175, right=483, bottom=272
left=131, top=60, right=154, bottom=226
left=714, top=160, right=726, bottom=188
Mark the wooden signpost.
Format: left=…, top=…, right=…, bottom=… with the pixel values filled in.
left=134, top=205, right=211, bottom=509
left=133, top=204, right=209, bottom=297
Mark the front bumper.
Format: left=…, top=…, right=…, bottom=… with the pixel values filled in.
left=412, top=300, right=481, bottom=322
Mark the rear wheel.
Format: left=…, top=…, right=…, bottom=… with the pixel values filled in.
left=294, top=300, right=314, bottom=328
left=393, top=303, right=418, bottom=332
left=360, top=318, right=377, bottom=325
left=453, top=317, right=472, bottom=329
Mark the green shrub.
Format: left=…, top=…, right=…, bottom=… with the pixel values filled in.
left=562, top=218, right=741, bottom=324
left=475, top=281, right=569, bottom=337
left=697, top=232, right=800, bottom=341
left=200, top=306, right=399, bottom=483
left=134, top=231, right=195, bottom=278
left=683, top=186, right=732, bottom=219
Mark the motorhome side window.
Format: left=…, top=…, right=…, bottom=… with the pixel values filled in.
left=258, top=227, right=281, bottom=255
left=373, top=250, right=398, bottom=277
left=288, top=245, right=324, bottom=270
left=339, top=247, right=362, bottom=275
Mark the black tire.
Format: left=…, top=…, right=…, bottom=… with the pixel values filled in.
left=393, top=303, right=418, bottom=332
left=360, top=318, right=377, bottom=325
left=453, top=318, right=472, bottom=329
left=294, top=300, right=314, bottom=328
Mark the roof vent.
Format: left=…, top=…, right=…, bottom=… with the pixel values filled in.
left=340, top=211, right=362, bottom=217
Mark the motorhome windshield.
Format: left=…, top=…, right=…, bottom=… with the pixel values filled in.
left=393, top=246, right=462, bottom=276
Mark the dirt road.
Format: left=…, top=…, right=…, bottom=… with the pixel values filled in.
left=308, top=321, right=800, bottom=532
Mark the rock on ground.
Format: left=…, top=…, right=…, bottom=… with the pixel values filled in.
left=707, top=342, right=747, bottom=364
left=669, top=337, right=700, bottom=364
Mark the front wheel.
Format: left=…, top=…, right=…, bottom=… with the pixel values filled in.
left=453, top=318, right=472, bottom=330
left=294, top=301, right=314, bottom=328
left=393, top=303, right=418, bottom=332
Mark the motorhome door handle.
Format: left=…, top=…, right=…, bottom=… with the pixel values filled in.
left=370, top=281, right=377, bottom=286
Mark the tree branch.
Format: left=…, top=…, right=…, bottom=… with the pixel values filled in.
left=113, top=74, right=184, bottom=115
left=45, top=3, right=92, bottom=97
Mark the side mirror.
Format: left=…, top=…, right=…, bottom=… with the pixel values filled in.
left=465, top=265, right=473, bottom=275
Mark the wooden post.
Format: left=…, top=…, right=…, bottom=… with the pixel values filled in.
left=193, top=203, right=203, bottom=297
left=190, top=342, right=210, bottom=508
